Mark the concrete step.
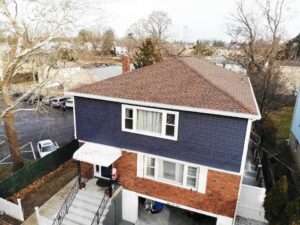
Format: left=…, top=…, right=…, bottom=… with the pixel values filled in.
left=62, top=217, right=81, bottom=225
left=64, top=210, right=91, bottom=225
left=71, top=198, right=99, bottom=214
left=119, top=220, right=134, bottom=225
left=78, top=188, right=106, bottom=199
left=76, top=191, right=102, bottom=206
left=68, top=205, right=95, bottom=220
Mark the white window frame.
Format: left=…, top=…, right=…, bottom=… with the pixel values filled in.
left=185, top=166, right=199, bottom=189
left=122, top=104, right=179, bottom=141
left=144, top=156, right=199, bottom=191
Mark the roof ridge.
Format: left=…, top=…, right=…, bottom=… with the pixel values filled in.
left=177, top=57, right=253, bottom=114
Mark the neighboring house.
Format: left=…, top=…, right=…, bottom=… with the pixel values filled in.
left=289, top=92, right=300, bottom=170
left=208, top=55, right=247, bottom=75
left=67, top=57, right=261, bottom=225
left=112, top=46, right=128, bottom=56
left=83, top=42, right=94, bottom=52
left=281, top=60, right=300, bottom=93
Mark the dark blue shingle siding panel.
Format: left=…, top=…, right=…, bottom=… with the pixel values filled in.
left=75, top=97, right=248, bottom=173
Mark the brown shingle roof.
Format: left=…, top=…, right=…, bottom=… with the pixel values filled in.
left=72, top=57, right=260, bottom=117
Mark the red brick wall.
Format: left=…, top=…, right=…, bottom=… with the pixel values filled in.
left=80, top=162, right=93, bottom=179
left=115, top=151, right=241, bottom=218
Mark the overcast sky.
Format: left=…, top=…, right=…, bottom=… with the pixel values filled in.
left=98, top=0, right=300, bottom=42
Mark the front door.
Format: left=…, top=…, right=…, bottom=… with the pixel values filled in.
left=101, top=165, right=112, bottom=179
left=94, top=164, right=112, bottom=179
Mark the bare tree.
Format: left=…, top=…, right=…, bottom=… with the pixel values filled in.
left=0, top=0, right=99, bottom=171
left=227, top=0, right=289, bottom=120
left=128, top=11, right=188, bottom=57
left=129, top=11, right=172, bottom=43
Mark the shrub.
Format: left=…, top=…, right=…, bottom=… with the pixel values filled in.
left=264, top=176, right=289, bottom=224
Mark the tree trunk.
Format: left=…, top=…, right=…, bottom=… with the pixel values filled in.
left=3, top=109, right=24, bottom=171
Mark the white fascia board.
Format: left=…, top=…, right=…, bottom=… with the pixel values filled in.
left=239, top=119, right=253, bottom=174
left=66, top=91, right=261, bottom=120
left=247, top=76, right=262, bottom=120
left=73, top=98, right=77, bottom=139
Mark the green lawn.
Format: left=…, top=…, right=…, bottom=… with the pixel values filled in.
left=269, top=107, right=294, bottom=143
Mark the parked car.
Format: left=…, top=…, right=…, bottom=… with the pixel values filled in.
left=65, top=98, right=74, bottom=108
left=21, top=93, right=34, bottom=102
left=94, top=62, right=110, bottom=68
left=51, top=97, right=67, bottom=108
left=37, top=139, right=59, bottom=158
left=28, top=94, right=43, bottom=105
left=12, top=92, right=22, bottom=98
left=42, top=96, right=56, bottom=105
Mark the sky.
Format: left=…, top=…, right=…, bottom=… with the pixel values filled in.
left=96, top=0, right=300, bottom=42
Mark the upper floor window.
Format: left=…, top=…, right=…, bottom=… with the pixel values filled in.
left=122, top=105, right=179, bottom=141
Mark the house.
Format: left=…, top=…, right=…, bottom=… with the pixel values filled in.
left=281, top=60, right=300, bottom=93
left=112, top=46, right=128, bottom=56
left=289, top=92, right=300, bottom=170
left=67, top=56, right=261, bottom=225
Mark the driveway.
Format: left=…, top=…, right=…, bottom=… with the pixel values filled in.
left=0, top=103, right=74, bottom=161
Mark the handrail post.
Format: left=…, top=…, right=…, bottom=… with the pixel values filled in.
left=77, top=161, right=81, bottom=186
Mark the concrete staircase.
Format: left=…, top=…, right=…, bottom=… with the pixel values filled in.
left=52, top=178, right=121, bottom=225
left=51, top=178, right=107, bottom=225
left=61, top=189, right=102, bottom=225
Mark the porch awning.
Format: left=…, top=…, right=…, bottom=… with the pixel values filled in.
left=73, top=142, right=122, bottom=167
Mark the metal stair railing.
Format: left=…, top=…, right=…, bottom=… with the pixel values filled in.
left=52, top=178, right=79, bottom=225
left=91, top=192, right=110, bottom=225
left=91, top=179, right=120, bottom=225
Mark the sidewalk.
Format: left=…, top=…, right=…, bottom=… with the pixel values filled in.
left=22, top=178, right=76, bottom=225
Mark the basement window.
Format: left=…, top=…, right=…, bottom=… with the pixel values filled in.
left=122, top=105, right=179, bottom=141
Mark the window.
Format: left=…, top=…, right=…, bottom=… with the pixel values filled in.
left=146, top=157, right=156, bottom=177
left=158, top=159, right=184, bottom=185
left=137, top=109, right=162, bottom=134
left=125, top=108, right=133, bottom=129
left=122, top=105, right=179, bottom=141
left=186, top=166, right=198, bottom=188
left=166, top=114, right=175, bottom=136
left=144, top=157, right=198, bottom=190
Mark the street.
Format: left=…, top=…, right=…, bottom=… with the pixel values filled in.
left=0, top=103, right=74, bottom=161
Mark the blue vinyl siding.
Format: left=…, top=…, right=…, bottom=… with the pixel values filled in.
left=75, top=97, right=248, bottom=173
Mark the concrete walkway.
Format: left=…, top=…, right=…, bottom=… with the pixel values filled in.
left=22, top=178, right=76, bottom=225
left=235, top=216, right=267, bottom=225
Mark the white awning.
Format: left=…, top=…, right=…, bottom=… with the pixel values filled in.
left=73, top=142, right=122, bottom=167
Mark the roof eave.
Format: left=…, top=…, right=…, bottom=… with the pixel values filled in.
left=66, top=91, right=261, bottom=121
left=247, top=76, right=262, bottom=121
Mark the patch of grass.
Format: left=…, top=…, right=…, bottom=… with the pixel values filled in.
left=269, top=107, right=294, bottom=143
